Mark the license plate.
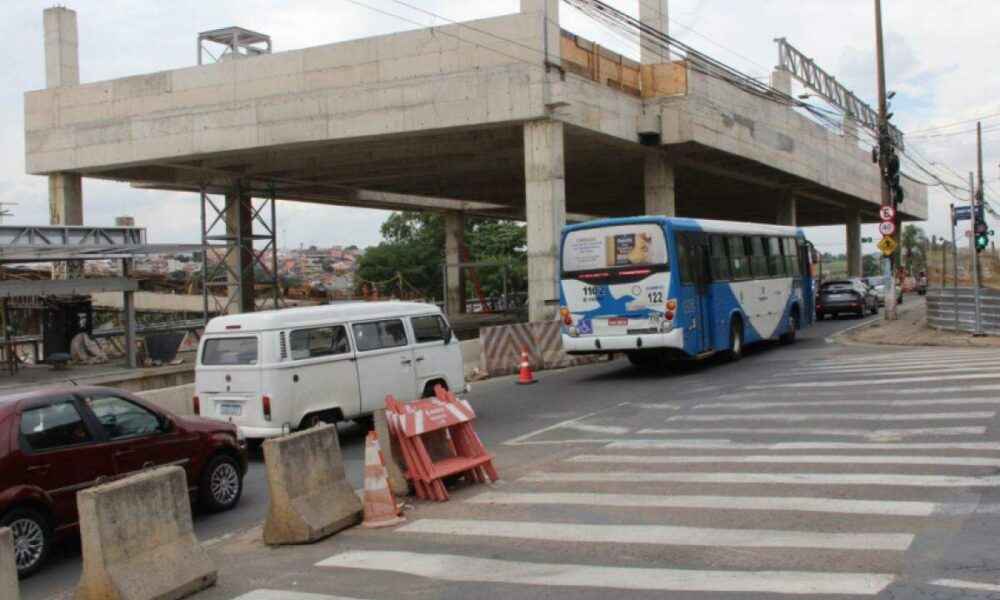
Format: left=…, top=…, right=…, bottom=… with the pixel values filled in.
left=608, top=318, right=628, bottom=326
left=219, top=403, right=242, bottom=416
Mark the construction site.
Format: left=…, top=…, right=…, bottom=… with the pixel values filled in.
left=5, top=0, right=926, bottom=386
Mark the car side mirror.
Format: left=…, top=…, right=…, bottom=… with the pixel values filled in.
left=159, top=415, right=173, bottom=432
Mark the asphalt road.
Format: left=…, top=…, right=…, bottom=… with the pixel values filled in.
left=29, top=304, right=997, bottom=600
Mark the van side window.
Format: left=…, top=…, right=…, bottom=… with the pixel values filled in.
left=352, top=319, right=409, bottom=352
left=19, top=400, right=93, bottom=451
left=412, top=315, right=450, bottom=344
left=289, top=326, right=351, bottom=359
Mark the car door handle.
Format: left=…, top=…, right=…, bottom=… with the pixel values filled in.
left=27, top=464, right=51, bottom=473
left=115, top=448, right=135, bottom=456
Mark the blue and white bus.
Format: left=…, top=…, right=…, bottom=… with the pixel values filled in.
left=558, top=217, right=815, bottom=364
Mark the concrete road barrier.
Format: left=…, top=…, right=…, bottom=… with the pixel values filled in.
left=138, top=383, right=195, bottom=416
left=0, top=528, right=17, bottom=600
left=75, top=466, right=216, bottom=600
left=262, top=424, right=362, bottom=545
left=373, top=408, right=410, bottom=497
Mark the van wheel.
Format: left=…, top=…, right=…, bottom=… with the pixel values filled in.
left=1, top=507, right=52, bottom=578
left=199, top=454, right=243, bottom=513
left=726, top=317, right=744, bottom=362
left=780, top=308, right=798, bottom=344
left=421, top=380, right=448, bottom=398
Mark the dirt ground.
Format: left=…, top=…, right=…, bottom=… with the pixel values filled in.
left=837, top=295, right=1000, bottom=347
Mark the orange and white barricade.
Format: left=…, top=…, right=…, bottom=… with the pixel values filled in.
left=385, top=386, right=499, bottom=501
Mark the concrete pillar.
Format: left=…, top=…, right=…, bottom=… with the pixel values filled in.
left=225, top=189, right=256, bottom=313
left=776, top=193, right=797, bottom=226
left=45, top=8, right=83, bottom=279
left=524, top=120, right=566, bottom=323
left=520, top=0, right=559, bottom=67
left=639, top=0, right=669, bottom=64
left=643, top=152, right=675, bottom=216
left=770, top=69, right=792, bottom=96
left=846, top=209, right=862, bottom=277
left=444, top=211, right=464, bottom=315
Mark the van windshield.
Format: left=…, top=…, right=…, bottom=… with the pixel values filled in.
left=202, top=337, right=258, bottom=365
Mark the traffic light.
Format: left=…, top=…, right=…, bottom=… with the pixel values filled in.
left=883, top=148, right=904, bottom=204
left=974, top=218, right=990, bottom=252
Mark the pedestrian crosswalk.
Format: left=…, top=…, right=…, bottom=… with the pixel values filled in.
left=228, top=346, right=1000, bottom=599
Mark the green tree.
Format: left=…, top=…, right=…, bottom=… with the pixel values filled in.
left=901, top=224, right=929, bottom=274
left=354, top=211, right=526, bottom=302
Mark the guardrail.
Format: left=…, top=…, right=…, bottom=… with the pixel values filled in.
left=926, top=287, right=1000, bottom=334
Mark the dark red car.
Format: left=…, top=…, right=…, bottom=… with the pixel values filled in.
left=0, top=386, right=248, bottom=577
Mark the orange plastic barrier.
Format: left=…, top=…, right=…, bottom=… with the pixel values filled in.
left=385, top=386, right=499, bottom=501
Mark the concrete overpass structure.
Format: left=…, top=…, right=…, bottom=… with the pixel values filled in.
left=25, top=1, right=927, bottom=321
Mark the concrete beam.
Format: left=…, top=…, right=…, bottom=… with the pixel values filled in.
left=524, top=120, right=566, bottom=322
left=520, top=0, right=559, bottom=66
left=846, top=208, right=862, bottom=277
left=444, top=211, right=464, bottom=315
left=643, top=151, right=675, bottom=216
left=639, top=0, right=669, bottom=64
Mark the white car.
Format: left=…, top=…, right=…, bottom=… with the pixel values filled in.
left=194, top=302, right=465, bottom=442
left=863, top=276, right=902, bottom=307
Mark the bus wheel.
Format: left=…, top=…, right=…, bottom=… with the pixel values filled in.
left=779, top=308, right=798, bottom=344
left=627, top=352, right=657, bottom=369
left=726, top=317, right=744, bottom=362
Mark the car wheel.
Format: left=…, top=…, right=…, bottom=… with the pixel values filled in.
left=726, top=317, right=744, bottom=362
left=199, top=454, right=243, bottom=513
left=1, top=508, right=51, bottom=578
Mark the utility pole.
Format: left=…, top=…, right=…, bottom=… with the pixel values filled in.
left=970, top=172, right=983, bottom=335
left=874, top=0, right=899, bottom=320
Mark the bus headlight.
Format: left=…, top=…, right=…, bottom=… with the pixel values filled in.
left=659, top=320, right=672, bottom=332
left=568, top=326, right=579, bottom=337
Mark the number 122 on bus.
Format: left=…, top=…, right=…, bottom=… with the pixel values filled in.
left=558, top=217, right=815, bottom=364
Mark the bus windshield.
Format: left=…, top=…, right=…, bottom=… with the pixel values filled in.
left=562, top=223, right=668, bottom=281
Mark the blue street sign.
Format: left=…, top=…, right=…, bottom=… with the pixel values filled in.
left=954, top=205, right=984, bottom=222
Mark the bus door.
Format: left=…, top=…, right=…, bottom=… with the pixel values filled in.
left=681, top=233, right=715, bottom=354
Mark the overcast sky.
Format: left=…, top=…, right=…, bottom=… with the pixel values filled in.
left=0, top=0, right=997, bottom=253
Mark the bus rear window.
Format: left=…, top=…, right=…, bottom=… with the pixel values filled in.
left=202, top=337, right=258, bottom=365
left=562, top=224, right=668, bottom=274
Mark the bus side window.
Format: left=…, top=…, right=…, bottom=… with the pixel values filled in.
left=709, top=235, right=730, bottom=281
left=749, top=237, right=768, bottom=279
left=783, top=238, right=799, bottom=275
left=676, top=233, right=694, bottom=285
left=728, top=236, right=750, bottom=280
left=767, top=237, right=786, bottom=277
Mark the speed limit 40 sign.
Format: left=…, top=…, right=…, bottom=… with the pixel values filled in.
left=879, top=206, right=896, bottom=221
left=878, top=220, right=896, bottom=236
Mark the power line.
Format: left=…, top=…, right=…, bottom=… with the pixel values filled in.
left=905, top=111, right=1000, bottom=135
left=908, top=122, right=1000, bottom=139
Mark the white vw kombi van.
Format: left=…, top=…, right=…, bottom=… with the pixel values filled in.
left=194, top=302, right=465, bottom=442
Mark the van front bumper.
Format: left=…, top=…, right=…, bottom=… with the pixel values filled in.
left=562, top=327, right=684, bottom=354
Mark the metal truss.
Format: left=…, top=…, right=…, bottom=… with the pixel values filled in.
left=775, top=38, right=904, bottom=149
left=200, top=183, right=280, bottom=316
left=0, top=224, right=145, bottom=246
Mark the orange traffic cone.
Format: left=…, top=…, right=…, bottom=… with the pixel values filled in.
left=361, top=431, right=405, bottom=528
left=516, top=345, right=536, bottom=385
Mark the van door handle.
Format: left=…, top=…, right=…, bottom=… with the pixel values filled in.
left=415, top=356, right=425, bottom=362
left=400, top=357, right=412, bottom=364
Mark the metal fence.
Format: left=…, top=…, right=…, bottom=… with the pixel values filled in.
left=926, top=287, right=1000, bottom=334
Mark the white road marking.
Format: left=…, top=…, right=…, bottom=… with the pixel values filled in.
left=789, top=357, right=1000, bottom=372
left=568, top=454, right=1000, bottom=467
left=397, top=518, right=913, bottom=550
left=713, top=384, right=1000, bottom=398
left=691, top=398, right=1000, bottom=410
left=231, top=592, right=367, bottom=600
left=466, top=491, right=949, bottom=516
left=637, top=426, right=986, bottom=437
left=523, top=471, right=1000, bottom=487
left=559, top=422, right=630, bottom=435
left=747, top=373, right=1000, bottom=389
left=606, top=440, right=1000, bottom=451
left=667, top=411, right=995, bottom=422
left=502, top=402, right=631, bottom=446
left=316, top=550, right=896, bottom=595
left=928, top=578, right=1000, bottom=592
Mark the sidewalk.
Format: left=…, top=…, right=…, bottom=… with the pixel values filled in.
left=837, top=295, right=1000, bottom=347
